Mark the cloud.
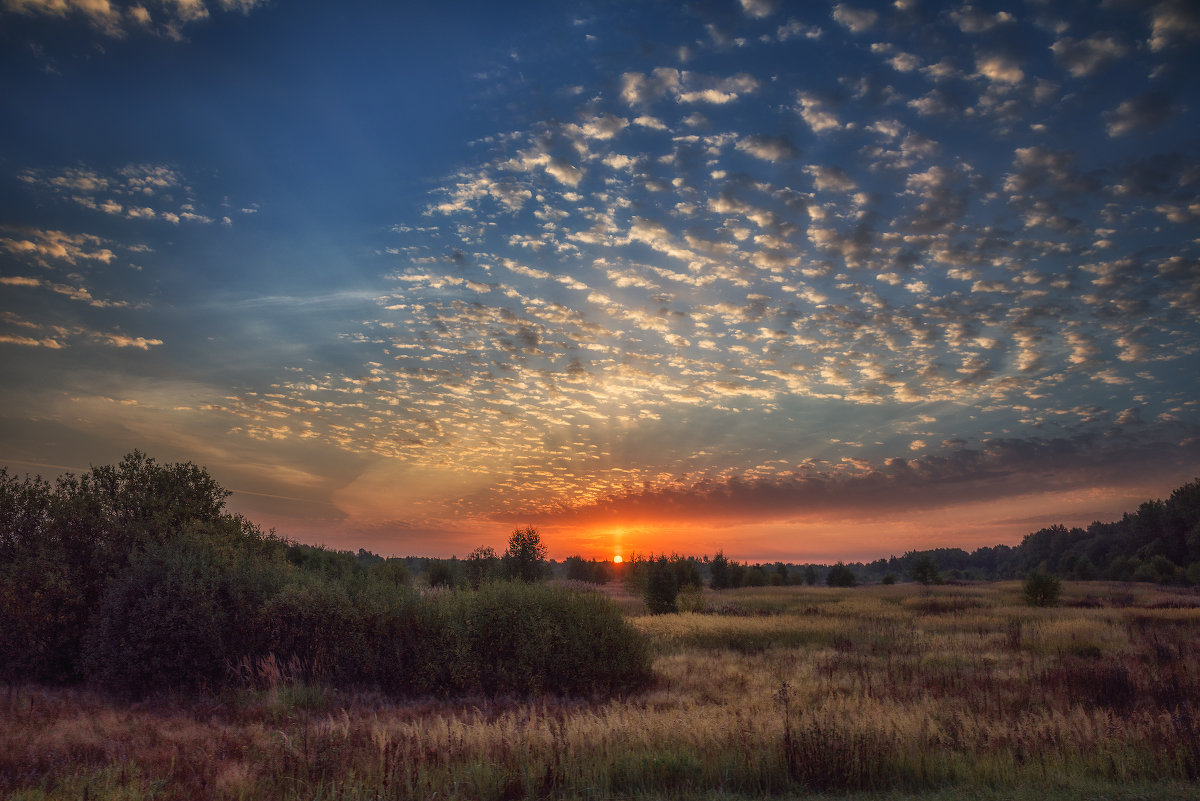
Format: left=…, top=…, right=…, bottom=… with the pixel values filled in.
left=738, top=0, right=775, bottom=19
left=807, top=165, right=856, bottom=193
left=1148, top=0, right=1200, bottom=51
left=2, top=0, right=265, bottom=38
left=948, top=4, right=1014, bottom=33
left=735, top=134, right=800, bottom=162
left=831, top=4, right=878, bottom=34
left=1050, top=34, right=1129, bottom=77
left=0, top=227, right=116, bottom=266
left=19, top=163, right=219, bottom=223
left=535, top=426, right=1200, bottom=526
left=795, top=91, right=841, bottom=132
left=620, top=69, right=759, bottom=107
left=974, top=52, right=1024, bottom=84
left=1104, top=92, right=1174, bottom=137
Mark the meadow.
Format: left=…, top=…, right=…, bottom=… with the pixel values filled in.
left=3, top=580, right=1199, bottom=801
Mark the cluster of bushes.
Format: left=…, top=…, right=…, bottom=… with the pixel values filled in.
left=0, top=453, right=651, bottom=698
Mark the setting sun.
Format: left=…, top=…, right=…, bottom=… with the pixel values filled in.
left=613, top=555, right=622, bottom=564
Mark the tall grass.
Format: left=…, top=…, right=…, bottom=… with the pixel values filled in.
left=2, top=581, right=1199, bottom=800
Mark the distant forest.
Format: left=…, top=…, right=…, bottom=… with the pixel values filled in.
left=370, top=477, right=1200, bottom=589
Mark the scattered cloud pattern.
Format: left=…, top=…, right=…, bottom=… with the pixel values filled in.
left=2, top=0, right=1198, bottom=558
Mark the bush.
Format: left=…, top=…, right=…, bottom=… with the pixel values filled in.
left=437, top=582, right=651, bottom=695
left=260, top=575, right=366, bottom=684
left=677, top=584, right=707, bottom=613
left=1023, top=570, right=1062, bottom=606
left=82, top=535, right=228, bottom=696
left=352, top=576, right=426, bottom=694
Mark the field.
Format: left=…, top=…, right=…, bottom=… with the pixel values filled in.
left=3, top=581, right=1199, bottom=800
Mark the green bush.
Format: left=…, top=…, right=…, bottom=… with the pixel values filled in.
left=352, top=576, right=426, bottom=694
left=260, top=575, right=366, bottom=684
left=436, top=582, right=651, bottom=696
left=1023, top=570, right=1062, bottom=606
left=82, top=535, right=227, bottom=696
left=81, top=526, right=287, bottom=696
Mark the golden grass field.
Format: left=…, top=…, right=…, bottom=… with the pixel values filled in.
left=3, top=580, right=1199, bottom=800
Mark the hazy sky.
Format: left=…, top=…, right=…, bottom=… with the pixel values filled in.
left=2, top=0, right=1198, bottom=562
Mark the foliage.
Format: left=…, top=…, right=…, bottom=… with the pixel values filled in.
left=1023, top=570, right=1063, bottom=607
left=564, top=554, right=612, bottom=584
left=464, top=545, right=497, bottom=589
left=82, top=527, right=285, bottom=696
left=426, top=559, right=456, bottom=589
left=6, top=583, right=1200, bottom=801
left=910, top=553, right=942, bottom=585
left=368, top=558, right=411, bottom=587
left=709, top=550, right=731, bottom=589
left=437, top=581, right=652, bottom=695
left=502, top=525, right=547, bottom=583
left=1, top=453, right=651, bottom=702
left=0, top=452, right=267, bottom=684
left=826, top=562, right=857, bottom=587
left=645, top=556, right=680, bottom=614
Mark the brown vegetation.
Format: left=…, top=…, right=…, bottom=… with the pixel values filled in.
left=3, top=581, right=1199, bottom=800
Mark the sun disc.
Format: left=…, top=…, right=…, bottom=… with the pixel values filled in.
left=613, top=554, right=623, bottom=564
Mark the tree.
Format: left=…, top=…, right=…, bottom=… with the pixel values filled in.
left=803, top=565, right=818, bottom=586
left=1023, top=570, right=1062, bottom=606
left=644, top=556, right=679, bottom=614
left=465, top=545, right=498, bottom=589
left=0, top=452, right=259, bottom=684
left=709, top=550, right=731, bottom=589
left=503, top=526, right=547, bottom=583
left=826, top=562, right=857, bottom=587
left=911, top=553, right=942, bottom=585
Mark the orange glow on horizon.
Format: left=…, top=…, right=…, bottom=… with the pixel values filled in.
left=613, top=554, right=623, bottom=563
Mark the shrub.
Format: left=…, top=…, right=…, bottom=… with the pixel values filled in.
left=437, top=582, right=651, bottom=695
left=1023, top=570, right=1062, bottom=606
left=464, top=545, right=497, bottom=588
left=677, top=584, right=707, bottom=613
left=260, top=575, right=365, bottom=684
left=82, top=535, right=228, bottom=696
left=352, top=576, right=426, bottom=694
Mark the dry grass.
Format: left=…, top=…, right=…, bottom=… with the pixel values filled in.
left=3, top=581, right=1199, bottom=800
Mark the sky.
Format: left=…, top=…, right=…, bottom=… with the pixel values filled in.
left=1, top=0, right=1198, bottom=563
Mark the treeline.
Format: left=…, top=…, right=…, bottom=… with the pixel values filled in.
left=687, top=478, right=1200, bottom=588
left=0, top=453, right=650, bottom=698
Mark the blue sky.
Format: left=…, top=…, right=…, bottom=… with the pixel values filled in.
left=2, top=0, right=1198, bottom=561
